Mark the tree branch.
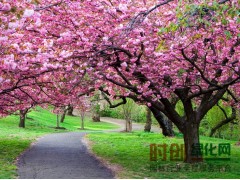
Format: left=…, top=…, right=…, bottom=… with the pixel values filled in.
left=101, top=91, right=127, bottom=108
left=126, top=0, right=174, bottom=31
left=209, top=106, right=236, bottom=137
left=35, top=0, right=63, bottom=11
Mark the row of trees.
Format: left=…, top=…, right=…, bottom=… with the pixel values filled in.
left=0, top=0, right=239, bottom=162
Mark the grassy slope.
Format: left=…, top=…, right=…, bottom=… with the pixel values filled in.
left=88, top=131, right=240, bottom=179
left=0, top=107, right=119, bottom=179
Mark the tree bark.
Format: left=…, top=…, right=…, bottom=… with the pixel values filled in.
left=67, top=105, right=74, bottom=116
left=125, top=118, right=132, bottom=132
left=149, top=106, right=174, bottom=136
left=144, top=107, right=152, bottom=132
left=19, top=109, right=28, bottom=128
left=183, top=122, right=202, bottom=163
left=56, top=114, right=60, bottom=128
left=60, top=107, right=68, bottom=123
left=81, top=117, right=84, bottom=129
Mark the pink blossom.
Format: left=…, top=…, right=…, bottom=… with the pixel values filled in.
left=23, top=9, right=35, bottom=17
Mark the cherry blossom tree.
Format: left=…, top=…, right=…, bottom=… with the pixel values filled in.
left=75, top=96, right=90, bottom=130
left=51, top=0, right=238, bottom=162
left=0, top=0, right=93, bottom=116
left=98, top=0, right=239, bottom=162
left=0, top=0, right=239, bottom=163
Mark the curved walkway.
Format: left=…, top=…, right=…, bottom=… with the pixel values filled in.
left=100, top=116, right=162, bottom=133
left=17, top=116, right=161, bottom=179
left=17, top=132, right=114, bottom=179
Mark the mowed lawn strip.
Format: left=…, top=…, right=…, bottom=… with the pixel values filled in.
left=87, top=131, right=240, bottom=179
left=0, top=107, right=119, bottom=179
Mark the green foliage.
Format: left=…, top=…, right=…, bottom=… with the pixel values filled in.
left=224, top=30, right=232, bottom=39
left=100, top=99, right=158, bottom=124
left=91, top=92, right=101, bottom=114
left=121, top=99, right=135, bottom=120
left=99, top=107, right=112, bottom=117
left=88, top=132, right=240, bottom=179
left=100, top=105, right=124, bottom=119
left=175, top=101, right=185, bottom=117
left=175, top=100, right=239, bottom=140
left=201, top=103, right=239, bottom=140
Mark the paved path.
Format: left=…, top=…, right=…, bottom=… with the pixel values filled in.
left=17, top=132, right=114, bottom=179
left=100, top=117, right=161, bottom=133
left=17, top=115, right=161, bottom=179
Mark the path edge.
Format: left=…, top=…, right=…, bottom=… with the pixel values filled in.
left=14, top=135, right=46, bottom=179
left=82, top=134, right=124, bottom=179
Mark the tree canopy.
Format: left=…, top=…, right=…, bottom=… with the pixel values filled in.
left=0, top=0, right=239, bottom=162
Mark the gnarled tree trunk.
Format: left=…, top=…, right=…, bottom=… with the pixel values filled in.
left=183, top=121, right=202, bottom=163
left=149, top=107, right=174, bottom=136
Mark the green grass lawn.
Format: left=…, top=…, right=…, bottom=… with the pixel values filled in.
left=1, top=107, right=239, bottom=179
left=0, top=107, right=119, bottom=179
left=87, top=131, right=240, bottom=179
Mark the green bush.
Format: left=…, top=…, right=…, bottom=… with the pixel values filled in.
left=100, top=107, right=112, bottom=117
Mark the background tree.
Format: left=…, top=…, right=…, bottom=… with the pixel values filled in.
left=19, top=108, right=30, bottom=128
left=60, top=106, right=69, bottom=123
left=144, top=107, right=152, bottom=132
left=122, top=99, right=135, bottom=132
left=91, top=92, right=101, bottom=122
left=76, top=97, right=90, bottom=130
left=100, top=88, right=174, bottom=136
left=53, top=107, right=66, bottom=129
left=67, top=105, right=74, bottom=116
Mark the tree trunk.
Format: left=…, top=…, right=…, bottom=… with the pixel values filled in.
left=92, top=114, right=100, bottom=122
left=56, top=114, right=60, bottom=128
left=67, top=105, right=74, bottom=116
left=149, top=107, right=174, bottom=136
left=183, top=122, right=202, bottom=163
left=144, top=107, right=152, bottom=132
left=125, top=118, right=132, bottom=132
left=60, top=107, right=68, bottom=123
left=19, top=109, right=28, bottom=128
left=81, top=117, right=84, bottom=130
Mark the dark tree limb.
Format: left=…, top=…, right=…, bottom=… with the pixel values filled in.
left=209, top=106, right=236, bottom=137
left=149, top=106, right=175, bottom=136
left=100, top=90, right=127, bottom=108
left=126, top=0, right=174, bottom=31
